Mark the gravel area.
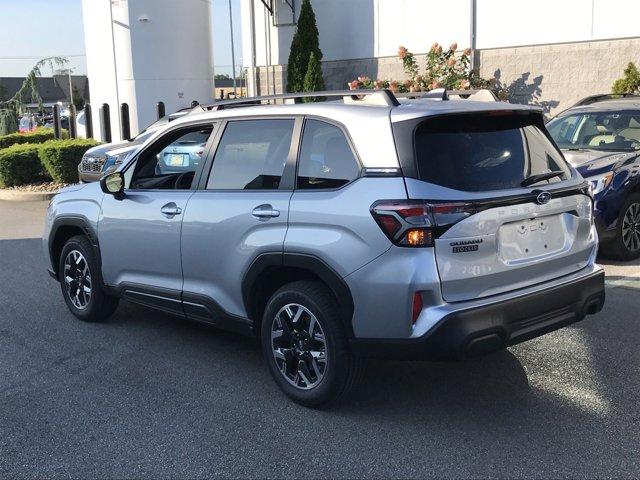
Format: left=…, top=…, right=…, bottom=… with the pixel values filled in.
left=3, top=182, right=71, bottom=193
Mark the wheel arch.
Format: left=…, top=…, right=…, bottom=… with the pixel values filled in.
left=242, top=252, right=355, bottom=338
left=49, top=216, right=101, bottom=278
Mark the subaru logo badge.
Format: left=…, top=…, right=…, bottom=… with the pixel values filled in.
left=535, top=191, right=551, bottom=205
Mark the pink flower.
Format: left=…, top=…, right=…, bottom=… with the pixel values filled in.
left=447, top=57, right=456, bottom=67
left=373, top=80, right=383, bottom=90
left=449, top=42, right=458, bottom=52
left=460, top=79, right=470, bottom=89
left=430, top=42, right=439, bottom=53
left=389, top=80, right=399, bottom=93
left=398, top=46, right=408, bottom=59
left=348, top=80, right=359, bottom=90
left=463, top=47, right=472, bottom=56
left=431, top=81, right=442, bottom=89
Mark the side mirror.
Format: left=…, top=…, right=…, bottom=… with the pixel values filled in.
left=100, top=171, right=125, bottom=199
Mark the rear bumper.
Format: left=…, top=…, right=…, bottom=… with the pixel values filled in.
left=349, top=267, right=605, bottom=361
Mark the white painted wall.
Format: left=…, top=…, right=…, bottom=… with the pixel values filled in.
left=242, top=0, right=640, bottom=69
left=81, top=0, right=214, bottom=141
left=375, top=0, right=470, bottom=56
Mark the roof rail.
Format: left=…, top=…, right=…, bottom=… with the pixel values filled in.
left=570, top=93, right=640, bottom=108
left=396, top=88, right=498, bottom=102
left=203, top=89, right=400, bottom=110
left=396, top=88, right=447, bottom=101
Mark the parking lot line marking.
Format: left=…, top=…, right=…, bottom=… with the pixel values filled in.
left=604, top=277, right=640, bottom=291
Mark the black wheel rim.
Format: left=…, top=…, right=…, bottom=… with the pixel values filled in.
left=63, top=250, right=92, bottom=310
left=270, top=303, right=327, bottom=390
left=622, top=202, right=640, bottom=253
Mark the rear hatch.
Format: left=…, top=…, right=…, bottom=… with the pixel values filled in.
left=392, top=110, right=596, bottom=302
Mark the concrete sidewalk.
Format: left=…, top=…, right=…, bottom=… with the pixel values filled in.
left=0, top=199, right=49, bottom=240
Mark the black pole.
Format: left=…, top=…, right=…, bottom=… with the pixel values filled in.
left=191, top=100, right=199, bottom=108
left=85, top=103, right=93, bottom=139
left=156, top=101, right=165, bottom=120
left=120, top=103, right=131, bottom=140
left=52, top=104, right=62, bottom=139
left=68, top=104, right=77, bottom=139
left=100, top=103, right=112, bottom=143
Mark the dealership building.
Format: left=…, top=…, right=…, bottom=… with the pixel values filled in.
left=80, top=0, right=640, bottom=142
left=241, top=0, right=640, bottom=114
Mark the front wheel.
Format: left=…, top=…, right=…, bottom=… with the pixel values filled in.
left=601, top=193, right=640, bottom=261
left=58, top=235, right=119, bottom=322
left=260, top=280, right=361, bottom=408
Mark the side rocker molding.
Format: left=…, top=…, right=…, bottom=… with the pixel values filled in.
left=242, top=252, right=356, bottom=338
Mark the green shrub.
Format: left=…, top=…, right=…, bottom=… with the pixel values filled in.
left=0, top=127, right=69, bottom=149
left=612, top=62, right=640, bottom=94
left=0, top=144, right=46, bottom=187
left=38, top=138, right=99, bottom=183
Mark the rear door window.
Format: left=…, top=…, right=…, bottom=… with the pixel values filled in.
left=297, top=120, right=360, bottom=189
left=407, top=115, right=569, bottom=192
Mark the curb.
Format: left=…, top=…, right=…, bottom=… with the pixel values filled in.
left=0, top=189, right=56, bottom=202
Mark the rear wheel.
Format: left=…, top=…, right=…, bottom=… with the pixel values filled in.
left=58, top=235, right=119, bottom=322
left=260, top=280, right=361, bottom=408
left=601, top=193, right=640, bottom=260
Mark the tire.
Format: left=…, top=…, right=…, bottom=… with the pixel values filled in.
left=58, top=235, right=119, bottom=322
left=260, top=280, right=362, bottom=408
left=600, top=193, right=640, bottom=261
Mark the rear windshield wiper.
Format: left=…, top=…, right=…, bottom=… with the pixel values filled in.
left=521, top=170, right=565, bottom=187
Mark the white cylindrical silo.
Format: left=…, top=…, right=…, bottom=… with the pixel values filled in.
left=82, top=0, right=214, bottom=141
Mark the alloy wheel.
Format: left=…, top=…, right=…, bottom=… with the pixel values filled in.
left=270, top=303, right=327, bottom=390
left=63, top=250, right=92, bottom=310
left=622, top=202, right=640, bottom=253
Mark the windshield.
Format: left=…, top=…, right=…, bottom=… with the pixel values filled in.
left=133, top=117, right=170, bottom=140
left=548, top=110, right=640, bottom=152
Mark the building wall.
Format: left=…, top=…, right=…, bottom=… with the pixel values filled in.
left=242, top=0, right=640, bottom=110
left=478, top=37, right=640, bottom=115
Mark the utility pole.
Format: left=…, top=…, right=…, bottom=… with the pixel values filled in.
left=229, top=0, right=238, bottom=97
left=109, top=0, right=122, bottom=139
left=470, top=0, right=477, bottom=70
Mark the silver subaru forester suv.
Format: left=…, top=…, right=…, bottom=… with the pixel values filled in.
left=44, top=90, right=605, bottom=407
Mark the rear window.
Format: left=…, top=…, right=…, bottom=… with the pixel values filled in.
left=403, top=114, right=570, bottom=192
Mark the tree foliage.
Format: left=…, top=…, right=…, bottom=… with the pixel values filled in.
left=286, top=0, right=323, bottom=93
left=612, top=62, right=640, bottom=94
left=302, top=52, right=325, bottom=101
left=0, top=57, right=68, bottom=135
left=349, top=43, right=497, bottom=95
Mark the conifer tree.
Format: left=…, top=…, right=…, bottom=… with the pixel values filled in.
left=286, top=0, right=323, bottom=93
left=303, top=52, right=325, bottom=101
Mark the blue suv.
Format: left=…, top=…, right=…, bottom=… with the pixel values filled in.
left=548, top=95, right=640, bottom=260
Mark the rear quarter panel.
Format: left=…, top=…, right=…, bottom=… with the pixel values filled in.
left=284, top=177, right=406, bottom=277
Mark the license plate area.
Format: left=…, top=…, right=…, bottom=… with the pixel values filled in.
left=167, top=154, right=188, bottom=166
left=498, top=214, right=566, bottom=263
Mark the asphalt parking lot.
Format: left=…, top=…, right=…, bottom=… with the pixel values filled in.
left=1, top=200, right=639, bottom=478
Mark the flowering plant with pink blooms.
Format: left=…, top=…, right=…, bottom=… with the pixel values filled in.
left=349, top=42, right=497, bottom=94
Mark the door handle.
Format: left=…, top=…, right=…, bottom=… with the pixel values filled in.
left=161, top=202, right=182, bottom=216
left=251, top=204, right=280, bottom=219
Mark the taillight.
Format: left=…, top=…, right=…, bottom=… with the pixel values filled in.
left=370, top=200, right=476, bottom=247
